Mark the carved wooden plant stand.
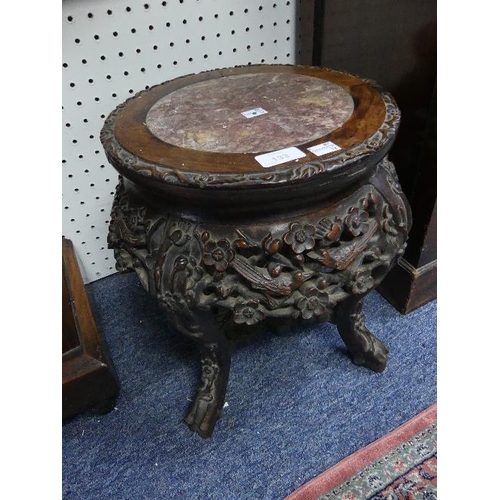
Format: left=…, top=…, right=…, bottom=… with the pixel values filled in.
left=101, top=65, right=411, bottom=438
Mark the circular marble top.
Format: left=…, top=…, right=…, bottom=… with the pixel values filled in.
left=145, top=73, right=354, bottom=154
left=102, top=65, right=399, bottom=192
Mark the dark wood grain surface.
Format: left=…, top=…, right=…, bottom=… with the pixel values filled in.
left=62, top=238, right=119, bottom=419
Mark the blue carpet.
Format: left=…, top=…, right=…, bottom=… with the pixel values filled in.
left=62, top=272, right=436, bottom=500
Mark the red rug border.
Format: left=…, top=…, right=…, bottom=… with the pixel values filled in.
left=285, top=403, right=437, bottom=500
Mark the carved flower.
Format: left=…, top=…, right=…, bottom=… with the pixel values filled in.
left=283, top=223, right=316, bottom=254
left=296, top=287, right=329, bottom=320
left=345, top=207, right=370, bottom=237
left=202, top=239, right=235, bottom=272
left=351, top=270, right=375, bottom=294
left=316, top=217, right=343, bottom=243
left=233, top=300, right=265, bottom=326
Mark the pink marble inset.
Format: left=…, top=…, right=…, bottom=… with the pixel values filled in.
left=145, top=73, right=354, bottom=154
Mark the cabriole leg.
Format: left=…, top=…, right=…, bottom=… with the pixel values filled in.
left=335, top=295, right=389, bottom=373
left=173, top=309, right=231, bottom=438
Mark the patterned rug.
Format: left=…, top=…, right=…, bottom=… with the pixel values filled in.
left=286, top=404, right=437, bottom=500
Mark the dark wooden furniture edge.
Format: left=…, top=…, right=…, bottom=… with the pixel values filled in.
left=62, top=238, right=119, bottom=419
left=377, top=257, right=436, bottom=314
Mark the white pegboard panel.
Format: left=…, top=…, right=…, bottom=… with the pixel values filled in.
left=62, top=0, right=298, bottom=283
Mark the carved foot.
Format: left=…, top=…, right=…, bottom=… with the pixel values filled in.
left=335, top=295, right=388, bottom=372
left=183, top=342, right=230, bottom=438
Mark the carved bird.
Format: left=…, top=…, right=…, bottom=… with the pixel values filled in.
left=313, top=222, right=377, bottom=271
left=230, top=257, right=313, bottom=296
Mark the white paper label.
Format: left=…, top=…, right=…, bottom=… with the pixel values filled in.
left=255, top=147, right=306, bottom=168
left=241, top=107, right=268, bottom=118
left=307, top=141, right=342, bottom=156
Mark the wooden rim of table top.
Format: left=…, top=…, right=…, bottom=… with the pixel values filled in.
left=100, top=65, right=400, bottom=190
